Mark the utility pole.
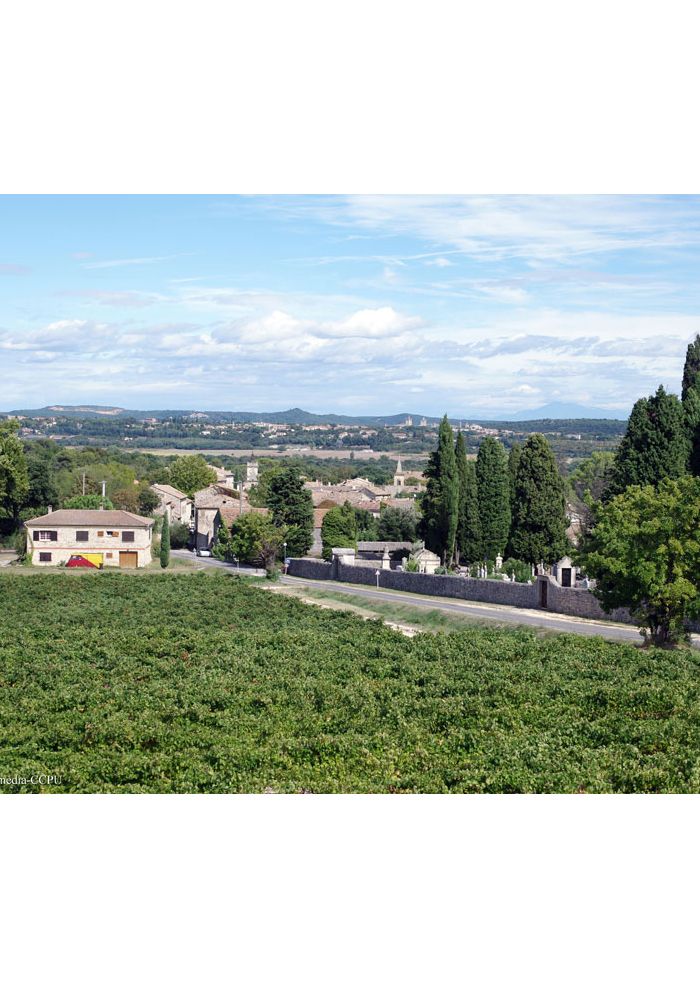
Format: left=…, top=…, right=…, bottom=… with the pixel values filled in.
left=82, top=472, right=86, bottom=495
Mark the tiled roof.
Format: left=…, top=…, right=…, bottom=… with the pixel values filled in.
left=24, top=510, right=153, bottom=528
left=152, top=483, right=191, bottom=501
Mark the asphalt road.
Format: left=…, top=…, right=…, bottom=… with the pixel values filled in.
left=171, top=552, right=672, bottom=646
left=171, top=549, right=266, bottom=577
left=278, top=575, right=646, bottom=643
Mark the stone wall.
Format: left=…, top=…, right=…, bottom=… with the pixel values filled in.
left=287, top=558, right=334, bottom=580
left=287, top=558, right=638, bottom=627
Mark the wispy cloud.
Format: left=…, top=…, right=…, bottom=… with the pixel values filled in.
left=81, top=254, right=193, bottom=270
left=0, top=263, right=30, bottom=275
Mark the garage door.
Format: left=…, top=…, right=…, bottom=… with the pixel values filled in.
left=119, top=551, right=138, bottom=569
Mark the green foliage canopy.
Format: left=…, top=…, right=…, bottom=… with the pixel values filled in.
left=577, top=476, right=700, bottom=645
left=168, top=455, right=217, bottom=498
left=475, top=436, right=511, bottom=560
left=508, top=434, right=569, bottom=564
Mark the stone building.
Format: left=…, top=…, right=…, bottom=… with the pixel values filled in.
left=24, top=509, right=153, bottom=568
left=151, top=483, right=194, bottom=527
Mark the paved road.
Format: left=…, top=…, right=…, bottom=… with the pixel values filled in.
left=171, top=549, right=266, bottom=577
left=278, top=575, right=647, bottom=644
left=173, top=554, right=691, bottom=647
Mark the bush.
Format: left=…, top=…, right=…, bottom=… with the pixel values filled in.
left=170, top=522, right=190, bottom=549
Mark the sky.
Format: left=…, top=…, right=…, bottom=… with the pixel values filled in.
left=1, top=194, right=700, bottom=417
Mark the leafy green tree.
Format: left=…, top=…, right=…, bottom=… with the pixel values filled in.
left=160, top=512, right=170, bottom=568
left=169, top=521, right=191, bottom=549
left=568, top=451, right=616, bottom=528
left=606, top=386, right=689, bottom=498
left=265, top=466, right=313, bottom=556
left=24, top=457, right=59, bottom=514
left=168, top=455, right=217, bottom=498
left=377, top=505, right=416, bottom=542
left=0, top=420, right=30, bottom=529
left=137, top=486, right=160, bottom=515
left=419, top=415, right=459, bottom=564
left=228, top=512, right=286, bottom=572
left=321, top=502, right=357, bottom=560
left=213, top=518, right=232, bottom=560
left=64, top=494, right=114, bottom=510
left=111, top=486, right=140, bottom=513
left=475, top=436, right=510, bottom=559
left=577, top=476, right=700, bottom=646
left=508, top=434, right=569, bottom=564
left=354, top=507, right=379, bottom=541
left=455, top=433, right=481, bottom=563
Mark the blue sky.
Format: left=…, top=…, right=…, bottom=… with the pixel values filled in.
left=2, top=194, right=700, bottom=416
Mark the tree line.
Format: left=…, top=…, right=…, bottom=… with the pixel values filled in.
left=418, top=416, right=569, bottom=567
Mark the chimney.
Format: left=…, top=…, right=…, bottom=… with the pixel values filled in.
left=47, top=504, right=53, bottom=514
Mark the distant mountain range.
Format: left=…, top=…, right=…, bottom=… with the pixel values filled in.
left=4, top=403, right=629, bottom=424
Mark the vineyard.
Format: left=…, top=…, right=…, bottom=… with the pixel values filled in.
left=1, top=572, right=700, bottom=793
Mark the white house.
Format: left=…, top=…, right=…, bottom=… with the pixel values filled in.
left=24, top=509, right=154, bottom=568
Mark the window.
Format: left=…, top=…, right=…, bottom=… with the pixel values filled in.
left=106, top=552, right=113, bottom=559
left=39, top=552, right=52, bottom=562
left=122, top=531, right=135, bottom=543
left=97, top=531, right=104, bottom=537
left=107, top=531, right=118, bottom=537
left=35, top=530, right=57, bottom=541
left=76, top=531, right=89, bottom=542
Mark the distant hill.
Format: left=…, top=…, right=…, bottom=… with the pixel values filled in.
left=502, top=402, right=628, bottom=421
left=5, top=403, right=627, bottom=425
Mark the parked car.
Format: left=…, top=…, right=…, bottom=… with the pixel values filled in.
left=196, top=549, right=211, bottom=557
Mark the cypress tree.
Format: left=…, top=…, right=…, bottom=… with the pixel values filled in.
left=509, top=434, right=569, bottom=564
left=475, top=436, right=511, bottom=559
left=606, top=385, right=689, bottom=498
left=420, top=415, right=459, bottom=564
left=455, top=432, right=481, bottom=563
left=507, top=443, right=522, bottom=511
left=266, top=466, right=314, bottom=556
left=682, top=334, right=700, bottom=401
left=682, top=334, right=700, bottom=475
left=160, top=512, right=170, bottom=568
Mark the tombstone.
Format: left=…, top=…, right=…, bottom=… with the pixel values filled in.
left=381, top=546, right=391, bottom=570
left=495, top=554, right=503, bottom=571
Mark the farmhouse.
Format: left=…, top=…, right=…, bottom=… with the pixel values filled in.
left=24, top=509, right=154, bottom=568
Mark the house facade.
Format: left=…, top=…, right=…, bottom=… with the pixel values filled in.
left=151, top=483, right=194, bottom=527
left=25, top=509, right=154, bottom=568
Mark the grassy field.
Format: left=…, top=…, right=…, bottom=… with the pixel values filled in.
left=2, top=572, right=700, bottom=793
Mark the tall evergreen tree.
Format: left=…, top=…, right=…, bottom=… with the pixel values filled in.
left=455, top=432, right=481, bottom=563
left=265, top=466, right=313, bottom=556
left=509, top=434, right=569, bottom=564
left=507, top=442, right=522, bottom=511
left=682, top=334, right=700, bottom=401
left=681, top=334, right=700, bottom=475
left=419, top=415, right=459, bottom=564
left=160, top=512, right=170, bottom=568
left=475, top=437, right=510, bottom=559
left=606, top=385, right=689, bottom=498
